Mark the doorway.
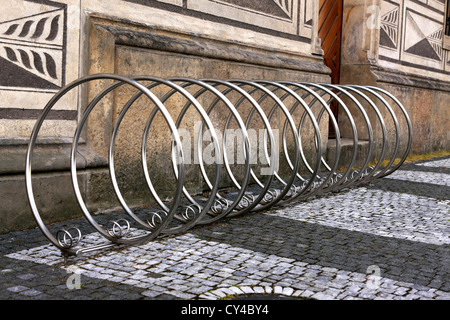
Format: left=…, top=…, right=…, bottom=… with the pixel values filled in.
left=318, top=0, right=344, bottom=138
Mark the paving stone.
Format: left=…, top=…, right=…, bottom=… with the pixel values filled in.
left=7, top=286, right=29, bottom=293
left=198, top=293, right=217, bottom=300
left=253, top=286, right=265, bottom=294
left=20, top=289, right=42, bottom=297
left=312, top=292, right=334, bottom=300
left=16, top=274, right=36, bottom=280
left=274, top=286, right=283, bottom=294
left=282, top=287, right=294, bottom=296
left=228, top=286, right=244, bottom=295
left=0, top=157, right=449, bottom=301
left=240, top=286, right=254, bottom=294
left=1, top=269, right=14, bottom=274
left=211, top=289, right=227, bottom=298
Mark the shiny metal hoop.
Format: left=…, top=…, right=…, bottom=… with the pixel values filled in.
left=25, top=74, right=412, bottom=260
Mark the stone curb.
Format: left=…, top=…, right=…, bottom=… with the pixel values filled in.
left=198, top=285, right=313, bottom=300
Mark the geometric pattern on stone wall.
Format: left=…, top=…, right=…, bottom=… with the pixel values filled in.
left=125, top=0, right=311, bottom=41
left=304, top=0, right=313, bottom=26
left=379, top=0, right=448, bottom=75
left=380, top=1, right=400, bottom=49
left=189, top=0, right=305, bottom=38
left=219, top=0, right=293, bottom=19
left=299, top=0, right=313, bottom=39
left=404, top=9, right=443, bottom=61
left=0, top=0, right=66, bottom=92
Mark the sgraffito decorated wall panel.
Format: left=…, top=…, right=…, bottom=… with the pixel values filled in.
left=0, top=4, right=66, bottom=91
left=124, top=0, right=314, bottom=41
left=340, top=0, right=450, bottom=158
left=0, top=0, right=80, bottom=140
left=379, top=0, right=449, bottom=80
left=375, top=0, right=450, bottom=155
left=0, top=0, right=319, bottom=141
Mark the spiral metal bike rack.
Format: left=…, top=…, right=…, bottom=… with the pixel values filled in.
left=25, top=74, right=412, bottom=261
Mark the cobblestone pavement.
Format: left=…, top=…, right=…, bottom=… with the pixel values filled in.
left=0, top=156, right=449, bottom=301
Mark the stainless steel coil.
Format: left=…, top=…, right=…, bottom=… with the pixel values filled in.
left=25, top=74, right=412, bottom=260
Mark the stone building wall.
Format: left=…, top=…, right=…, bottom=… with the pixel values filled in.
left=340, top=0, right=450, bottom=157
left=0, top=0, right=330, bottom=233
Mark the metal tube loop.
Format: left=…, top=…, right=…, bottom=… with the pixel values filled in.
left=25, top=73, right=412, bottom=258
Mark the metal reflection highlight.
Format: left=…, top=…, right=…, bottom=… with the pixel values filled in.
left=25, top=74, right=412, bottom=260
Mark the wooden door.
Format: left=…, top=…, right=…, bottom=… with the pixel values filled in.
left=318, top=0, right=343, bottom=138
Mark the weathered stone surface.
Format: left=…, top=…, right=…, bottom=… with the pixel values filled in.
left=339, top=0, right=450, bottom=157
left=0, top=172, right=85, bottom=233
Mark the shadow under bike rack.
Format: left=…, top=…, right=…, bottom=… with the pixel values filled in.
left=25, top=74, right=412, bottom=261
